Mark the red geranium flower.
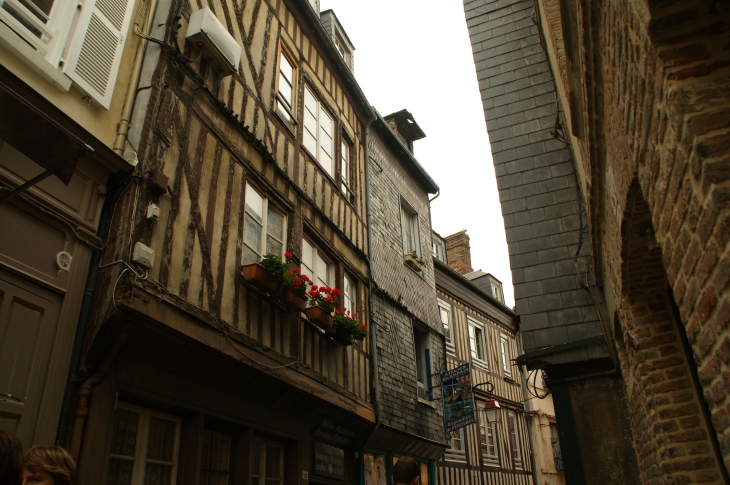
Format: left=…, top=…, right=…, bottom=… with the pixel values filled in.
left=294, top=279, right=302, bottom=287
left=325, top=296, right=333, bottom=303
left=332, top=289, right=341, bottom=296
left=293, top=268, right=300, bottom=274
left=360, top=324, right=367, bottom=329
left=284, top=252, right=292, bottom=258
left=352, top=313, right=357, bottom=317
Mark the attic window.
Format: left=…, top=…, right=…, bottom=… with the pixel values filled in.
left=334, top=32, right=350, bottom=64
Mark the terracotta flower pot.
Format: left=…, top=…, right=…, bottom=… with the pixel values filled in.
left=281, top=287, right=308, bottom=312
left=241, top=263, right=278, bottom=293
left=334, top=325, right=354, bottom=346
left=305, top=306, right=336, bottom=333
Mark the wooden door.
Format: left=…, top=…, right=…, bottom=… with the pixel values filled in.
left=0, top=268, right=62, bottom=448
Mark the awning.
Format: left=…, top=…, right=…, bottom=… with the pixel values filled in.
left=364, top=424, right=447, bottom=461
left=0, top=79, right=90, bottom=185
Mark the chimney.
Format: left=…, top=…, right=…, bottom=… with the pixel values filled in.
left=444, top=230, right=473, bottom=275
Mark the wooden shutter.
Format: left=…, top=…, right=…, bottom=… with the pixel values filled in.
left=63, top=0, right=135, bottom=109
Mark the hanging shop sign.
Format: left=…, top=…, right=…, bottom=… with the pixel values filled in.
left=314, top=441, right=345, bottom=479
left=312, top=419, right=356, bottom=447
left=441, top=363, right=476, bottom=433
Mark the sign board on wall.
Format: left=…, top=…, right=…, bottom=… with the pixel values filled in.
left=312, top=419, right=356, bottom=447
left=314, top=441, right=345, bottom=479
left=441, top=363, right=476, bottom=433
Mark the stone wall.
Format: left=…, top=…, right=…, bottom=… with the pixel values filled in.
left=464, top=0, right=730, bottom=481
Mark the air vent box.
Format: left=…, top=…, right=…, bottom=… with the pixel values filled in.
left=186, top=7, right=241, bottom=76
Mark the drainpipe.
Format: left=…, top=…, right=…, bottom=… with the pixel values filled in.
left=56, top=172, right=129, bottom=447
left=69, top=330, right=132, bottom=461
left=113, top=0, right=160, bottom=155
left=518, top=332, right=540, bottom=485
left=361, top=113, right=382, bottom=456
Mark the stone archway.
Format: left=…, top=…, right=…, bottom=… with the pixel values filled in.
left=618, top=180, right=726, bottom=484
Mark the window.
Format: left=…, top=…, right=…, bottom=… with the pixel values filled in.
left=107, top=403, right=180, bottom=485
left=479, top=416, right=499, bottom=466
left=413, top=324, right=432, bottom=401
left=445, top=428, right=466, bottom=462
left=468, top=318, right=487, bottom=368
left=400, top=199, right=420, bottom=257
left=0, top=0, right=136, bottom=108
left=550, top=423, right=563, bottom=471
left=501, top=334, right=512, bottom=378
left=508, top=412, right=522, bottom=468
left=275, top=50, right=296, bottom=127
left=200, top=428, right=231, bottom=484
left=438, top=300, right=454, bottom=354
left=340, top=140, right=352, bottom=197
left=343, top=273, right=356, bottom=312
left=251, top=439, right=284, bottom=485
left=432, top=238, right=446, bottom=263
left=301, top=238, right=333, bottom=289
left=303, top=86, right=334, bottom=176
left=242, top=183, right=287, bottom=264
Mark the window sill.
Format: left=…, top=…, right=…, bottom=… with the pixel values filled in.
left=472, top=360, right=489, bottom=372
left=273, top=108, right=297, bottom=138
left=0, top=22, right=72, bottom=92
left=483, top=459, right=500, bottom=468
left=504, top=376, right=516, bottom=385
left=416, top=396, right=436, bottom=408
left=301, top=144, right=337, bottom=185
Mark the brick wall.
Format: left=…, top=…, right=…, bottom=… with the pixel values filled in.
left=464, top=0, right=730, bottom=480
left=444, top=230, right=473, bottom=275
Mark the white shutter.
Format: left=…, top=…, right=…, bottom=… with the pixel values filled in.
left=63, top=0, right=135, bottom=109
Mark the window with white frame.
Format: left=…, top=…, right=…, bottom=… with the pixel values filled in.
left=303, top=86, right=334, bottom=176
left=343, top=273, right=356, bottom=312
left=107, top=403, right=181, bottom=485
left=400, top=199, right=420, bottom=257
left=468, top=318, right=487, bottom=368
left=413, top=324, right=432, bottom=401
left=275, top=50, right=296, bottom=127
left=242, top=183, right=287, bottom=264
left=445, top=428, right=466, bottom=462
left=0, top=0, right=137, bottom=108
left=340, top=139, right=352, bottom=197
left=301, top=238, right=333, bottom=289
left=500, top=334, right=512, bottom=378
left=479, top=416, right=499, bottom=466
left=508, top=411, right=522, bottom=468
left=251, top=438, right=284, bottom=485
left=438, top=300, right=454, bottom=354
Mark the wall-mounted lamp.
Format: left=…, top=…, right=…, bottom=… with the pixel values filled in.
left=484, top=399, right=501, bottom=424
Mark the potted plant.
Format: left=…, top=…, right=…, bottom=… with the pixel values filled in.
left=280, top=253, right=311, bottom=311
left=404, top=251, right=425, bottom=272
left=332, top=308, right=367, bottom=346
left=241, top=253, right=283, bottom=293
left=305, top=286, right=340, bottom=333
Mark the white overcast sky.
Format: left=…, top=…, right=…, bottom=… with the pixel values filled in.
left=319, top=0, right=515, bottom=307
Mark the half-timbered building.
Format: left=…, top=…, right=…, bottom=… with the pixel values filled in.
left=68, top=0, right=376, bottom=483
left=433, top=231, right=535, bottom=485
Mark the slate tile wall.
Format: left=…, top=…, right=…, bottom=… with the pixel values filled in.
left=463, top=0, right=607, bottom=360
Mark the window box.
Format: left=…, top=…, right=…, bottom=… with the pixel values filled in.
left=404, top=251, right=424, bottom=271
left=334, top=325, right=354, bottom=346
left=305, top=306, right=336, bottom=333
left=241, top=263, right=279, bottom=294
left=281, top=287, right=308, bottom=312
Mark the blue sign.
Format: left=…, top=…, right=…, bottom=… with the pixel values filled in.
left=441, top=363, right=476, bottom=433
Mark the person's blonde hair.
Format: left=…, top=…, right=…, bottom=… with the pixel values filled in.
left=23, top=446, right=76, bottom=485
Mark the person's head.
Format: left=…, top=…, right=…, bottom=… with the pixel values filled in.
left=392, top=457, right=420, bottom=485
left=0, top=430, right=24, bottom=485
left=22, top=446, right=75, bottom=485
